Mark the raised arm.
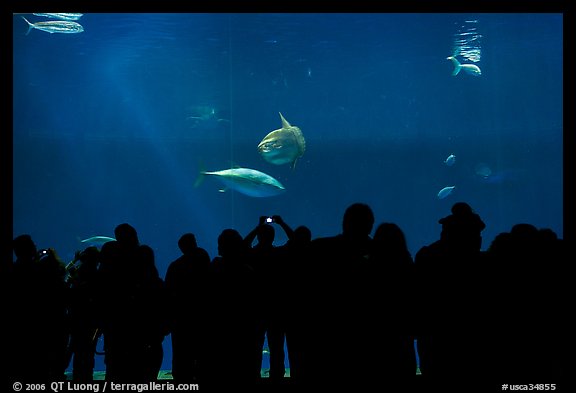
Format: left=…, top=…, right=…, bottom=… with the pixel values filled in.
left=244, top=216, right=268, bottom=247
left=272, top=215, right=294, bottom=241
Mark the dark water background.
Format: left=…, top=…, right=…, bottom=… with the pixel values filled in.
left=12, top=13, right=563, bottom=372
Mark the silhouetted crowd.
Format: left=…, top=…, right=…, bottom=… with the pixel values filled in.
left=4, top=202, right=568, bottom=391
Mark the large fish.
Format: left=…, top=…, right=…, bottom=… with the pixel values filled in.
left=195, top=167, right=285, bottom=197
left=257, top=113, right=306, bottom=169
left=21, top=16, right=84, bottom=35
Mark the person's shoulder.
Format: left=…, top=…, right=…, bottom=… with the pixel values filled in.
left=414, top=241, right=440, bottom=260
left=210, top=256, right=223, bottom=268
left=167, top=255, right=186, bottom=267
left=312, top=234, right=341, bottom=244
left=194, top=247, right=211, bottom=260
left=166, top=255, right=192, bottom=277
left=310, top=235, right=344, bottom=257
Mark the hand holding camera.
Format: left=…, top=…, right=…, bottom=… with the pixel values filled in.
left=38, top=248, right=50, bottom=259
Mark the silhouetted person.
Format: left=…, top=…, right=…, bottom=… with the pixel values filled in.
left=277, top=224, right=312, bottom=387
left=165, top=233, right=211, bottom=383
left=98, top=223, right=168, bottom=381
left=244, top=216, right=292, bottom=384
left=487, top=224, right=567, bottom=380
left=204, top=229, right=259, bottom=390
left=307, top=202, right=374, bottom=389
left=66, top=246, right=101, bottom=381
left=532, top=227, right=568, bottom=380
left=414, top=202, right=488, bottom=387
left=98, top=224, right=140, bottom=380
left=130, top=244, right=168, bottom=381
left=366, top=223, right=417, bottom=388
left=8, top=235, right=69, bottom=381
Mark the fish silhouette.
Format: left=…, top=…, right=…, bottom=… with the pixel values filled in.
left=186, top=105, right=229, bottom=129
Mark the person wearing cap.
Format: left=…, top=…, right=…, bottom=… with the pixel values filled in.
left=414, top=202, right=489, bottom=387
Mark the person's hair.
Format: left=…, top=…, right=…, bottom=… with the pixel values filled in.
left=114, top=223, right=139, bottom=247
left=178, top=233, right=198, bottom=254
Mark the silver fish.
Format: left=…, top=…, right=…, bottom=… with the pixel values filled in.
left=79, top=236, right=116, bottom=247
left=444, top=154, right=456, bottom=166
left=258, top=113, right=306, bottom=169
left=22, top=16, right=84, bottom=35
left=186, top=105, right=230, bottom=129
left=33, top=13, right=84, bottom=21
left=437, top=186, right=456, bottom=199
left=196, top=167, right=285, bottom=197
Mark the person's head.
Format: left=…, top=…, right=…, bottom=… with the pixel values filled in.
left=136, top=244, right=159, bottom=280
left=114, top=223, right=139, bottom=248
left=510, top=223, right=538, bottom=238
left=75, top=246, right=100, bottom=279
left=217, top=229, right=244, bottom=258
left=509, top=223, right=539, bottom=251
left=178, top=233, right=198, bottom=255
left=342, top=203, right=374, bottom=238
left=293, top=225, right=312, bottom=244
left=256, top=224, right=275, bottom=246
left=439, top=202, right=485, bottom=250
left=79, top=246, right=100, bottom=264
left=373, top=222, right=409, bottom=254
left=13, top=234, right=37, bottom=261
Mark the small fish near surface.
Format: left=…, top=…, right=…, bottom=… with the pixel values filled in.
left=33, top=13, right=84, bottom=21
left=195, top=167, right=286, bottom=198
left=21, top=16, right=84, bottom=35
left=447, top=56, right=481, bottom=76
left=258, top=112, right=306, bottom=169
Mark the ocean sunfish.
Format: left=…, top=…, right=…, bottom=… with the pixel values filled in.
left=257, top=112, right=306, bottom=169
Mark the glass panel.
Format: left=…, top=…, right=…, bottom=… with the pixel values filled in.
left=11, top=12, right=564, bottom=379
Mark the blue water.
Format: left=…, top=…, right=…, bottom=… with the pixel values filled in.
left=12, top=13, right=563, bottom=373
